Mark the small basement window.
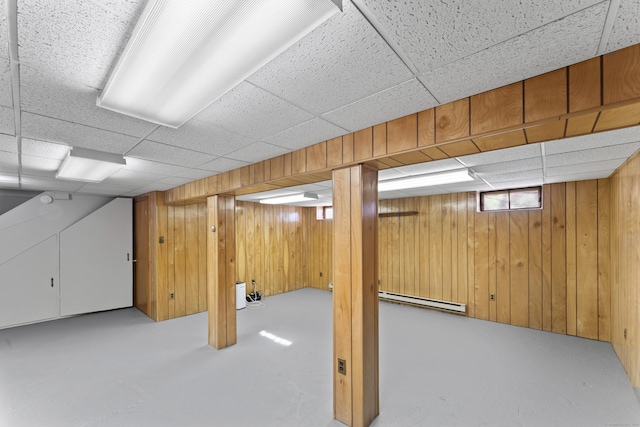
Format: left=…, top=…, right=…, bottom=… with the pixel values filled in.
left=479, top=186, right=542, bottom=212
left=316, top=206, right=333, bottom=220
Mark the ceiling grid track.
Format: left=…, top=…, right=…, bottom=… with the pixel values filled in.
left=5, top=0, right=21, bottom=188
left=349, top=0, right=442, bottom=104
left=596, top=0, right=621, bottom=55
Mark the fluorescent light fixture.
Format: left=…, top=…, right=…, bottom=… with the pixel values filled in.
left=97, top=0, right=342, bottom=128
left=259, top=192, right=318, bottom=205
left=378, top=169, right=474, bottom=192
left=56, top=147, right=126, bottom=183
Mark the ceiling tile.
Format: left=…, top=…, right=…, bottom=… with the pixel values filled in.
left=20, top=155, right=62, bottom=177
left=170, top=168, right=214, bottom=180
left=20, top=65, right=158, bottom=137
left=20, top=175, right=85, bottom=192
left=225, top=142, right=290, bottom=164
left=0, top=0, right=8, bottom=60
left=491, top=178, right=544, bottom=189
left=472, top=157, right=543, bottom=175
left=481, top=168, right=543, bottom=184
left=123, top=157, right=198, bottom=177
left=545, top=159, right=626, bottom=177
left=22, top=113, right=138, bottom=154
left=545, top=142, right=640, bottom=168
left=391, top=158, right=464, bottom=176
left=378, top=190, right=414, bottom=200
left=247, top=0, right=412, bottom=115
left=126, top=140, right=215, bottom=168
left=458, top=144, right=542, bottom=167
left=362, top=0, right=601, bottom=73
left=605, top=0, right=640, bottom=53
left=322, top=79, right=439, bottom=132
left=0, top=151, right=18, bottom=173
left=100, top=169, right=164, bottom=187
left=76, top=183, right=136, bottom=196
left=147, top=120, right=255, bottom=157
left=155, top=176, right=194, bottom=187
left=543, top=126, right=640, bottom=155
left=378, top=168, right=410, bottom=181
left=262, top=118, right=346, bottom=151
left=0, top=105, right=14, bottom=135
left=17, top=0, right=143, bottom=89
left=0, top=133, right=16, bottom=153
left=194, top=82, right=315, bottom=140
left=21, top=138, right=71, bottom=160
left=418, top=3, right=608, bottom=103
left=544, top=170, right=615, bottom=184
left=197, top=157, right=250, bottom=173
left=0, top=58, right=13, bottom=108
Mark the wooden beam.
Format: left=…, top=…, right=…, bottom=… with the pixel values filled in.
left=333, top=164, right=379, bottom=427
left=207, top=195, right=236, bottom=350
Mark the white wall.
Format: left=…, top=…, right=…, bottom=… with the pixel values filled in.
left=0, top=193, right=132, bottom=329
left=0, top=193, right=111, bottom=266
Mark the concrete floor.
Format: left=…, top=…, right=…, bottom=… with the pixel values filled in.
left=1, top=288, right=639, bottom=427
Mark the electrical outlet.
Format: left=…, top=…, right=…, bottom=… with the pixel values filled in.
left=170, top=292, right=175, bottom=300
left=319, top=272, right=323, bottom=277
left=490, top=294, right=495, bottom=301
left=624, top=328, right=627, bottom=339
left=338, top=358, right=346, bottom=375
left=159, top=236, right=165, bottom=244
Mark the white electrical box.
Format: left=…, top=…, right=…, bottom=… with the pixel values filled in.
left=236, top=282, right=246, bottom=310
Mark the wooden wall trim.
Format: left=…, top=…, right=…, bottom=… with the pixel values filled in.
left=154, top=44, right=640, bottom=206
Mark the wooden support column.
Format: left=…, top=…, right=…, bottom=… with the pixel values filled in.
left=333, top=164, right=379, bottom=427
left=207, top=195, right=236, bottom=349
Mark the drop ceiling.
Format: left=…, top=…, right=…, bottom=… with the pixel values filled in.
left=0, top=0, right=638, bottom=198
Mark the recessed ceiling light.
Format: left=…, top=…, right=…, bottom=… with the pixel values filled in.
left=378, top=169, right=474, bottom=192
left=259, top=192, right=319, bottom=205
left=56, top=147, right=126, bottom=183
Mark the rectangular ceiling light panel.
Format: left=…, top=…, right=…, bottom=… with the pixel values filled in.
left=56, top=147, right=126, bottom=182
left=260, top=192, right=318, bottom=204
left=97, top=0, right=342, bottom=128
left=378, top=169, right=474, bottom=192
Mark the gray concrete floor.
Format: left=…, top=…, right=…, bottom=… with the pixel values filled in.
left=1, top=288, right=639, bottom=427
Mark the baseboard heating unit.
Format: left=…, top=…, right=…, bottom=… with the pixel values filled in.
left=378, top=291, right=466, bottom=315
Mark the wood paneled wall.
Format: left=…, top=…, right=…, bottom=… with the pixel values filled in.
left=611, top=151, right=640, bottom=388
left=153, top=201, right=208, bottom=321
left=305, top=212, right=333, bottom=291
left=236, top=201, right=309, bottom=296
left=305, top=182, right=610, bottom=340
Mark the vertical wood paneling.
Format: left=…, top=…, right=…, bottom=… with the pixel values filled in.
left=576, top=180, right=598, bottom=340
left=185, top=204, right=199, bottom=315
left=541, top=185, right=552, bottom=332
left=430, top=196, right=443, bottom=300
left=528, top=209, right=543, bottom=330
left=198, top=203, right=207, bottom=312
left=509, top=211, right=529, bottom=328
left=488, top=212, right=497, bottom=322
left=358, top=180, right=608, bottom=342
left=551, top=183, right=567, bottom=334
left=496, top=213, right=510, bottom=324
left=566, top=182, right=577, bottom=336
left=597, top=179, right=611, bottom=342
left=610, top=150, right=640, bottom=388
left=474, top=210, right=489, bottom=320
left=174, top=207, right=186, bottom=318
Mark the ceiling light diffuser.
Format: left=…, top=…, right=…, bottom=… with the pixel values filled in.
left=260, top=192, right=319, bottom=205
left=97, top=0, right=342, bottom=128
left=56, top=148, right=126, bottom=183
left=378, top=169, right=474, bottom=192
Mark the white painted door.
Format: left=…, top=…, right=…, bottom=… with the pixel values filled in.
left=0, top=235, right=59, bottom=328
left=60, top=198, right=133, bottom=316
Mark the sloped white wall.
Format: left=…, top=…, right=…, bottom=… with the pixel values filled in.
left=0, top=193, right=111, bottom=266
